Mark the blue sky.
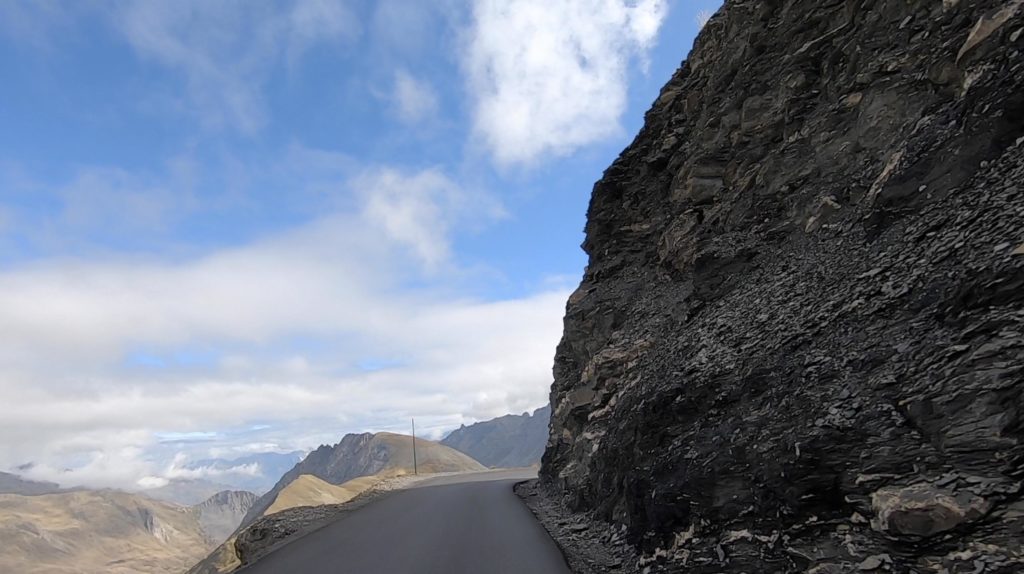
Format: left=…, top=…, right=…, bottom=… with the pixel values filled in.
left=0, top=0, right=718, bottom=489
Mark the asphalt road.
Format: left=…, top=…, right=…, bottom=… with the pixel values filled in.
left=238, top=469, right=571, bottom=574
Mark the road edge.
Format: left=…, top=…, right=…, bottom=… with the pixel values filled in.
left=515, top=479, right=645, bottom=574
left=189, top=474, right=435, bottom=574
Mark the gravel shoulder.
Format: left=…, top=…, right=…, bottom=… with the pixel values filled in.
left=516, top=479, right=658, bottom=574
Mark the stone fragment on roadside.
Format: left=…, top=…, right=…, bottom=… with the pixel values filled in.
left=870, top=484, right=991, bottom=538
left=858, top=554, right=892, bottom=570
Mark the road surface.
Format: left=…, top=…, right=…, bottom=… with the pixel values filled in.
left=238, top=469, right=571, bottom=574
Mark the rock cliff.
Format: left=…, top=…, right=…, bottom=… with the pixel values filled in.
left=542, top=1, right=1024, bottom=572
left=441, top=405, right=551, bottom=468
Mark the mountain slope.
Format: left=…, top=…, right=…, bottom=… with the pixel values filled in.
left=441, top=405, right=550, bottom=468
left=0, top=490, right=212, bottom=574
left=265, top=474, right=380, bottom=515
left=240, top=432, right=484, bottom=528
left=543, top=1, right=1024, bottom=572
left=143, top=478, right=238, bottom=506
left=192, top=490, right=258, bottom=544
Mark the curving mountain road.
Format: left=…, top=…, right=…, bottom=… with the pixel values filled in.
left=237, top=469, right=571, bottom=574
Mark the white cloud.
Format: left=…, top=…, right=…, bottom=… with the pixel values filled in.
left=0, top=167, right=498, bottom=367
left=137, top=476, right=169, bottom=488
left=464, top=0, right=668, bottom=166
left=356, top=166, right=504, bottom=269
left=163, top=454, right=262, bottom=481
left=0, top=163, right=561, bottom=490
left=115, top=0, right=359, bottom=133
left=390, top=69, right=440, bottom=124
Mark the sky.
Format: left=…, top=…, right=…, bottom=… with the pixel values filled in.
left=0, top=0, right=719, bottom=490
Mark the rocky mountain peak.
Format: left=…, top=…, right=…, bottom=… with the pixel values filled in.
left=193, top=490, right=258, bottom=513
left=190, top=490, right=258, bottom=545
left=441, top=405, right=551, bottom=468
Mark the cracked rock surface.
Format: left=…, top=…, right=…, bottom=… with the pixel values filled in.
left=542, top=0, right=1024, bottom=572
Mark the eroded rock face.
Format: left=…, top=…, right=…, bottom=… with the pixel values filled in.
left=542, top=0, right=1024, bottom=572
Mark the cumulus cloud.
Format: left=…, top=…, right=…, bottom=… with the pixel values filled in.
left=389, top=69, right=441, bottom=124
left=357, top=166, right=504, bottom=269
left=0, top=162, right=563, bottom=490
left=464, top=0, right=668, bottom=166
left=115, top=0, right=359, bottom=133
left=0, top=166, right=503, bottom=367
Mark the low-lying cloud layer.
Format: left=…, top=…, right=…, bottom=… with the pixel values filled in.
left=1, top=164, right=568, bottom=489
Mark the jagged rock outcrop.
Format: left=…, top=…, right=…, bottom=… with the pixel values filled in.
left=239, top=432, right=484, bottom=528
left=441, top=405, right=551, bottom=468
left=542, top=1, right=1024, bottom=572
left=191, top=490, right=258, bottom=544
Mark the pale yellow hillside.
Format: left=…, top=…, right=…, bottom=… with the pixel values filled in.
left=372, top=432, right=486, bottom=474
left=261, top=433, right=483, bottom=517
left=266, top=474, right=381, bottom=515
left=0, top=490, right=213, bottom=574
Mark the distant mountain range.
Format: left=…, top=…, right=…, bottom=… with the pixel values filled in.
left=0, top=475, right=256, bottom=574
left=143, top=478, right=239, bottom=506
left=0, top=471, right=65, bottom=496
left=240, top=432, right=484, bottom=528
left=192, top=490, right=259, bottom=544
left=441, top=405, right=550, bottom=468
left=2, top=412, right=548, bottom=574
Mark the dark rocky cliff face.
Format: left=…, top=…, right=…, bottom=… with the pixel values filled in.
left=542, top=0, right=1024, bottom=572
left=441, top=405, right=551, bottom=468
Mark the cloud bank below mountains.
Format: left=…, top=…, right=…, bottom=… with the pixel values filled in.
left=0, top=163, right=568, bottom=490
